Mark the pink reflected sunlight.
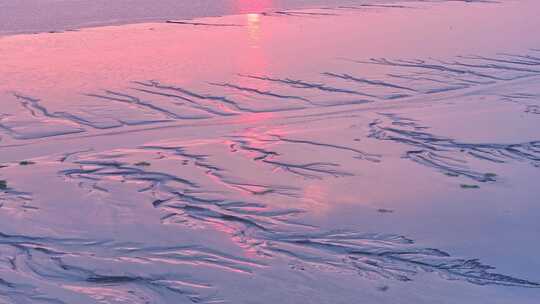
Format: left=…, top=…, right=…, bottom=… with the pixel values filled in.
left=1, top=1, right=540, bottom=303
left=232, top=0, right=275, bottom=14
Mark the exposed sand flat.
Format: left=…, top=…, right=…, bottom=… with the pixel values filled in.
left=1, top=1, right=539, bottom=303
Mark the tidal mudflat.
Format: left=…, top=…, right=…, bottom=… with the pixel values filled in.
left=1, top=1, right=539, bottom=303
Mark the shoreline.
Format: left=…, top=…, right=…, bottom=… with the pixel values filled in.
left=0, top=0, right=408, bottom=37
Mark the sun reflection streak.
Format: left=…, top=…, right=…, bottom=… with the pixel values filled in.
left=233, top=0, right=274, bottom=14
left=235, top=13, right=269, bottom=93
left=246, top=13, right=261, bottom=46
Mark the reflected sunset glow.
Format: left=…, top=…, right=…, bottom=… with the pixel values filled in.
left=232, top=0, right=274, bottom=14
left=1, top=1, right=540, bottom=303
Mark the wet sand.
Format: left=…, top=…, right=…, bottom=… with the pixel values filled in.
left=1, top=1, right=540, bottom=303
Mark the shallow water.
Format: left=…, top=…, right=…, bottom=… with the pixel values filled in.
left=1, top=0, right=409, bottom=35
left=1, top=1, right=540, bottom=303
